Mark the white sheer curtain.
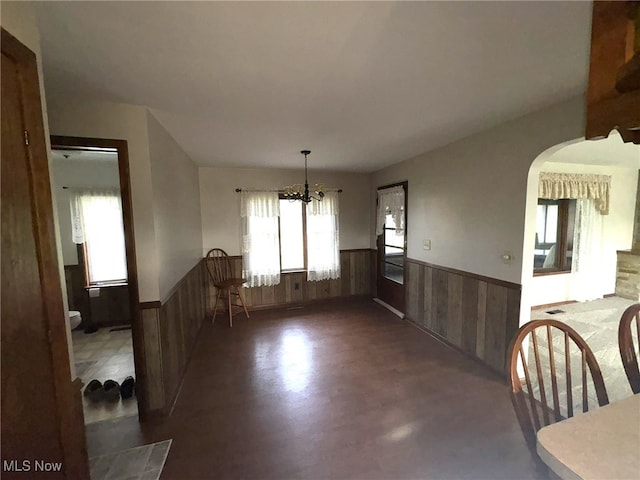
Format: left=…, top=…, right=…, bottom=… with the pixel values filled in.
left=306, top=191, right=340, bottom=281
left=70, top=188, right=127, bottom=284
left=570, top=199, right=604, bottom=302
left=376, top=186, right=405, bottom=236
left=241, top=191, right=281, bottom=287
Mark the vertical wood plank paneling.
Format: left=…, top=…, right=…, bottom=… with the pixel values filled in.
left=205, top=251, right=374, bottom=314
left=341, top=253, right=351, bottom=297
left=484, top=283, right=509, bottom=372
left=447, top=274, right=463, bottom=348
left=476, top=281, right=488, bottom=361
left=423, top=267, right=433, bottom=331
left=406, top=261, right=419, bottom=321
left=461, top=277, right=479, bottom=355
left=404, top=258, right=520, bottom=375
left=433, top=269, right=449, bottom=337
left=505, top=287, right=522, bottom=367
left=141, top=308, right=164, bottom=411
left=142, top=260, right=207, bottom=415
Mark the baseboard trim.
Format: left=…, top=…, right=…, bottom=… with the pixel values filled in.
left=373, top=298, right=405, bottom=319
left=531, top=300, right=577, bottom=311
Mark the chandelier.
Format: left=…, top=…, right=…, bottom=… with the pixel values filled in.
left=283, top=150, right=325, bottom=203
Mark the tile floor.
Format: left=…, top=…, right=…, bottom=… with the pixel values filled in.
left=72, top=326, right=138, bottom=424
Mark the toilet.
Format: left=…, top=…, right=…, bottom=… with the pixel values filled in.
left=69, top=310, right=82, bottom=330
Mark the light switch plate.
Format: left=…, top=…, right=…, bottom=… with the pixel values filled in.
left=423, top=239, right=431, bottom=250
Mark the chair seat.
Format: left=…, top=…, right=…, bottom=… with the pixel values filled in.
left=214, top=278, right=246, bottom=289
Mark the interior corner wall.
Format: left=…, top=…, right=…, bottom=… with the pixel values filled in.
left=528, top=163, right=638, bottom=306
left=146, top=111, right=203, bottom=300
left=45, top=95, right=161, bottom=302
left=371, top=97, right=586, bottom=287
left=199, top=166, right=371, bottom=255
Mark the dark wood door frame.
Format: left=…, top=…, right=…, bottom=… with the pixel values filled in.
left=376, top=181, right=408, bottom=313
left=1, top=28, right=90, bottom=478
left=50, top=135, right=149, bottom=420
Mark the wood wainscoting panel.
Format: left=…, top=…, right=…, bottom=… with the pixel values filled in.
left=405, top=258, right=521, bottom=375
left=205, top=250, right=374, bottom=315
left=139, top=261, right=206, bottom=415
left=140, top=308, right=164, bottom=412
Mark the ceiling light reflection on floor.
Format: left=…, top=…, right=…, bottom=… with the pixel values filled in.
left=279, top=330, right=312, bottom=393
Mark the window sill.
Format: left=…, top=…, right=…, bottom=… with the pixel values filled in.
left=84, top=282, right=128, bottom=289
left=533, top=270, right=571, bottom=277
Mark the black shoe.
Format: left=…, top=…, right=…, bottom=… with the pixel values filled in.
left=103, top=380, right=120, bottom=402
left=120, top=376, right=135, bottom=399
left=84, top=379, right=103, bottom=402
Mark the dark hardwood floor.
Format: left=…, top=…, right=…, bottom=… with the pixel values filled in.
left=87, top=299, right=543, bottom=479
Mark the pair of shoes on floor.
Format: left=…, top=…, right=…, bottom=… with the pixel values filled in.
left=83, top=376, right=135, bottom=402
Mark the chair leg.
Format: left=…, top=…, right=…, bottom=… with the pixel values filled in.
left=227, top=289, right=233, bottom=328
left=212, top=288, right=222, bottom=324
left=237, top=286, right=250, bottom=319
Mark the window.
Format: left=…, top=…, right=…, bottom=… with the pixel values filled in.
left=278, top=195, right=341, bottom=281
left=279, top=198, right=305, bottom=271
left=534, top=198, right=576, bottom=274
left=70, top=189, right=127, bottom=285
left=241, top=191, right=340, bottom=287
left=383, top=211, right=405, bottom=284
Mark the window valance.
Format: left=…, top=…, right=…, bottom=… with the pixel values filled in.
left=376, top=186, right=405, bottom=236
left=538, top=172, right=611, bottom=215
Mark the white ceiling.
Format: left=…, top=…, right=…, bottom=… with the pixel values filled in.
left=35, top=1, right=593, bottom=172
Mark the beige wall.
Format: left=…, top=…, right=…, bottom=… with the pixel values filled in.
left=528, top=163, right=638, bottom=306
left=199, top=167, right=371, bottom=256
left=46, top=95, right=161, bottom=302
left=147, top=112, right=203, bottom=300
left=372, top=97, right=585, bottom=287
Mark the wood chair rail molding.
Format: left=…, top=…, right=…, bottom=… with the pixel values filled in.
left=586, top=1, right=640, bottom=144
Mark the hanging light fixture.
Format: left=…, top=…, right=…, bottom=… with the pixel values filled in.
left=283, top=150, right=325, bottom=203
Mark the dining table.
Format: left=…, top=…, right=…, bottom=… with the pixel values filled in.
left=536, top=394, right=640, bottom=480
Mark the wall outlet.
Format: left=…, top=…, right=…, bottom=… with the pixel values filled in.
left=423, top=239, right=431, bottom=250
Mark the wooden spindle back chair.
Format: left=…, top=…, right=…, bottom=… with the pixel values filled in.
left=619, top=303, right=640, bottom=394
left=507, top=319, right=609, bottom=454
left=205, top=248, right=250, bottom=327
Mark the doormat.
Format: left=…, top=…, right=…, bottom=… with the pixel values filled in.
left=110, top=326, right=132, bottom=332
left=89, top=439, right=171, bottom=480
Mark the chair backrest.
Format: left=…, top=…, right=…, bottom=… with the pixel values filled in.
left=619, top=303, right=640, bottom=394
left=507, top=319, right=609, bottom=453
left=205, top=248, right=233, bottom=286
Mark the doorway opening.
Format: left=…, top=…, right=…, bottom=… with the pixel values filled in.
left=50, top=136, right=144, bottom=424
left=520, top=130, right=639, bottom=403
left=375, top=181, right=408, bottom=314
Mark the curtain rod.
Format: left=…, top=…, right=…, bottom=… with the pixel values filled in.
left=235, top=188, right=342, bottom=193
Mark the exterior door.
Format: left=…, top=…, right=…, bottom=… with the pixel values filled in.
left=376, top=182, right=407, bottom=313
left=1, top=28, right=90, bottom=478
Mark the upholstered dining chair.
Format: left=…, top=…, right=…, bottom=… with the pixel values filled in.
left=205, top=248, right=250, bottom=327
left=507, top=319, right=609, bottom=456
left=619, top=303, right=640, bottom=394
